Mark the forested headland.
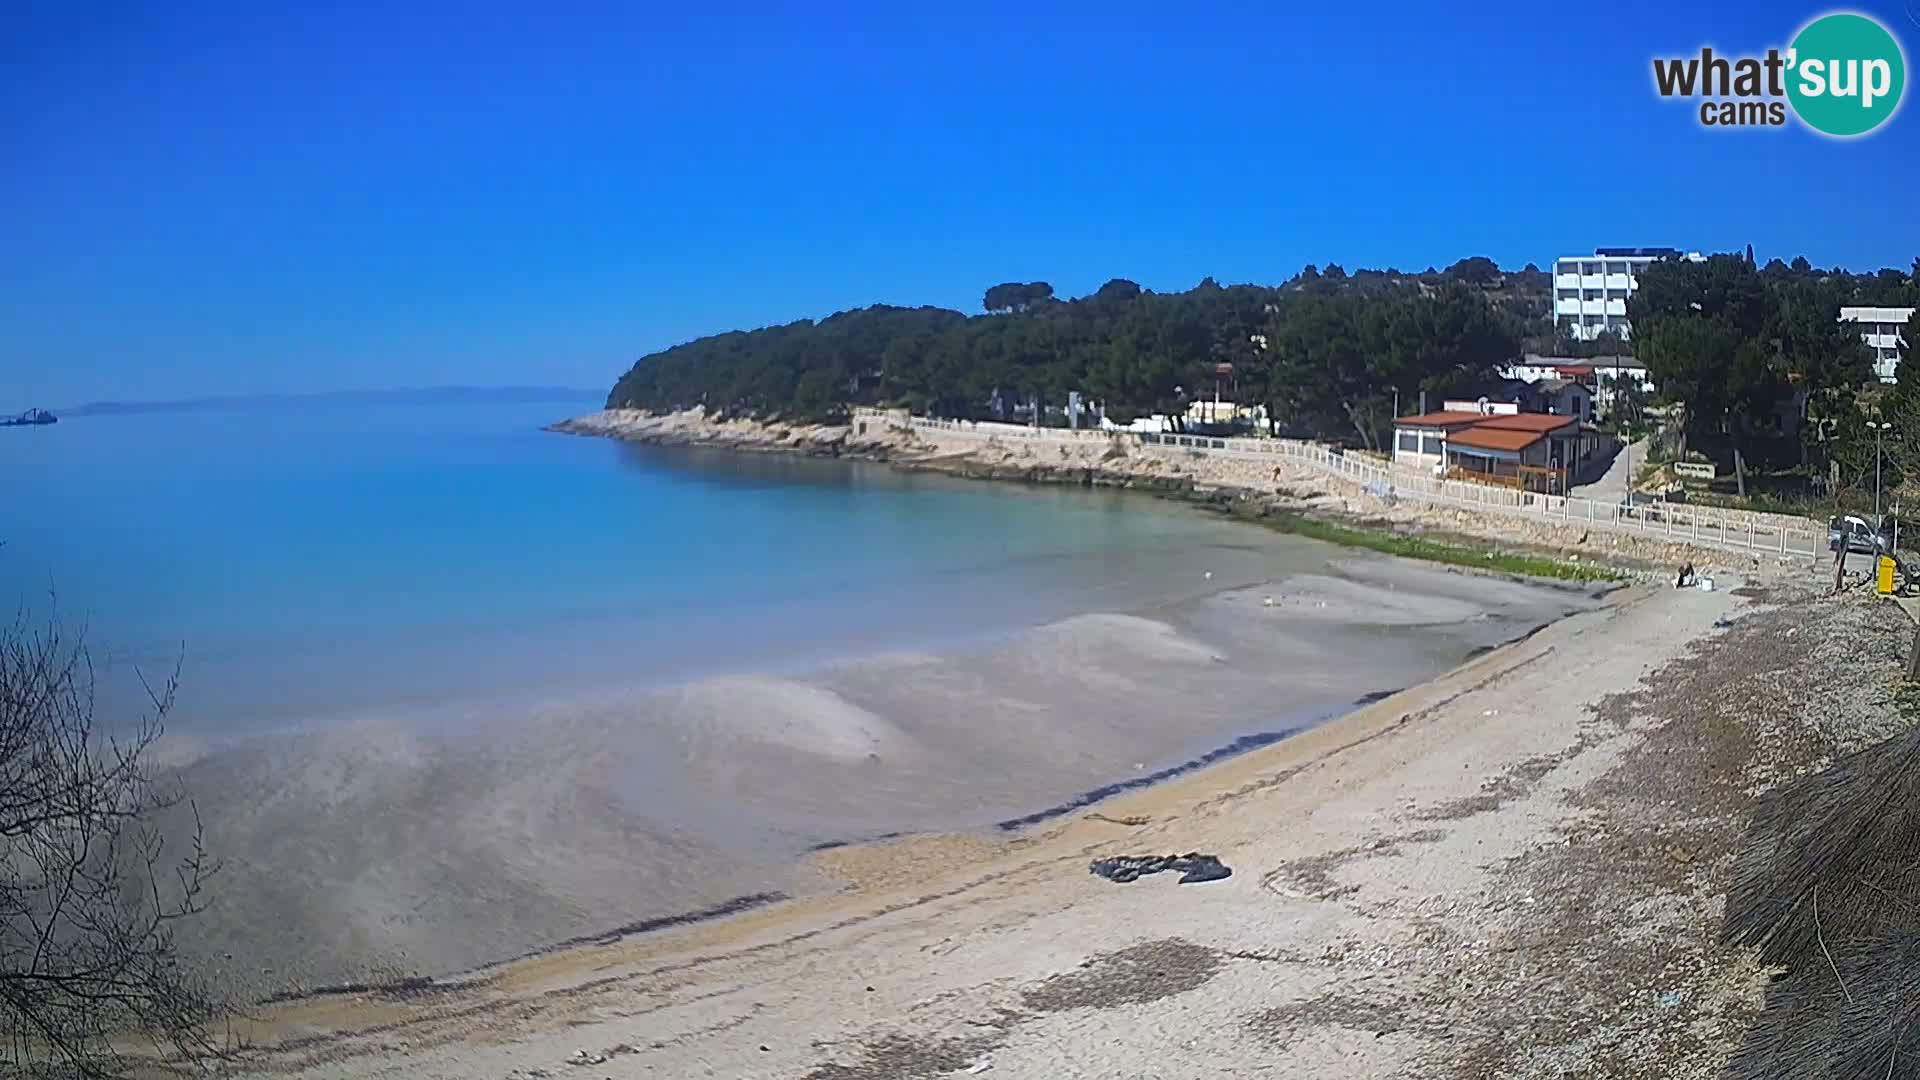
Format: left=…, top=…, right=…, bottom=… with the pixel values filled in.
left=605, top=256, right=1920, bottom=470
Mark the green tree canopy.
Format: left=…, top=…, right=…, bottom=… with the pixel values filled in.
left=983, top=282, right=1055, bottom=313
left=1634, top=254, right=1876, bottom=494
left=1444, top=256, right=1501, bottom=285
left=604, top=254, right=1911, bottom=454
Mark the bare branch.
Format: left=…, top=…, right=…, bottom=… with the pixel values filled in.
left=0, top=608, right=227, bottom=1076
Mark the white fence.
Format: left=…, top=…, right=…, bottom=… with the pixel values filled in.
left=862, top=410, right=1826, bottom=559
left=902, top=415, right=1114, bottom=444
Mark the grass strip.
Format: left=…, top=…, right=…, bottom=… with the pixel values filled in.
left=1258, top=512, right=1623, bottom=583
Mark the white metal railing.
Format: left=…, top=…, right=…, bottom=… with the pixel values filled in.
left=864, top=409, right=1824, bottom=559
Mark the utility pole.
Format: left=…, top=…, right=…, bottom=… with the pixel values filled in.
left=1623, top=433, right=1633, bottom=516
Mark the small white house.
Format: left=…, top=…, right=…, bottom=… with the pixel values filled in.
left=1533, top=378, right=1594, bottom=422
left=1504, top=354, right=1654, bottom=395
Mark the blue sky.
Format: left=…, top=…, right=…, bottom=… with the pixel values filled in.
left=4, top=2, right=1917, bottom=406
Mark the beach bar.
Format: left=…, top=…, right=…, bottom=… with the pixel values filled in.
left=1392, top=406, right=1591, bottom=494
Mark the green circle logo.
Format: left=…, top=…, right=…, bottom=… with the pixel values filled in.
left=1787, top=12, right=1906, bottom=136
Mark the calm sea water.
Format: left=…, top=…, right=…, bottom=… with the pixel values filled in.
left=1, top=400, right=1322, bottom=736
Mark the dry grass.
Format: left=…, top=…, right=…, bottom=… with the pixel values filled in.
left=1723, top=728, right=1920, bottom=968
left=1723, top=930, right=1920, bottom=1079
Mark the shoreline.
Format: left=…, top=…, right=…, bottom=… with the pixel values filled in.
left=223, top=578, right=1669, bottom=1072
left=245, top=681, right=1430, bottom=1010
left=219, top=572, right=1627, bottom=1049
left=165, top=528, right=1595, bottom=1008
left=232, top=579, right=1587, bottom=1010
left=545, top=408, right=1208, bottom=495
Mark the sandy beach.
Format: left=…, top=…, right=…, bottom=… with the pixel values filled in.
left=159, top=553, right=1597, bottom=1004
left=199, top=548, right=1910, bottom=1080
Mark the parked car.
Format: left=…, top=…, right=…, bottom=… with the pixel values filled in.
left=1829, top=514, right=1893, bottom=556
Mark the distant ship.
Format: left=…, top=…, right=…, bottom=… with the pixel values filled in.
left=1, top=408, right=57, bottom=427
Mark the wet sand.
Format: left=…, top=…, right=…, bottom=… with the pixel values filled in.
left=159, top=554, right=1603, bottom=1002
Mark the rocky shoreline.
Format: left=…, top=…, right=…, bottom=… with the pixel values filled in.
left=547, top=409, right=902, bottom=462
left=546, top=408, right=1218, bottom=496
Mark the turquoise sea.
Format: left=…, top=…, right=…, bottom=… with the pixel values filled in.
left=1, top=397, right=1324, bottom=736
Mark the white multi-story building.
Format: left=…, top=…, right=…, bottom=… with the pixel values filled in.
left=1551, top=247, right=1704, bottom=342
left=1839, top=306, right=1914, bottom=383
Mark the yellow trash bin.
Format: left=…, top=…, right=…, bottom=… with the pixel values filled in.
left=1879, top=555, right=1897, bottom=595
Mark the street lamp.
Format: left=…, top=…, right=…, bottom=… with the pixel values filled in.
left=1867, top=419, right=1895, bottom=518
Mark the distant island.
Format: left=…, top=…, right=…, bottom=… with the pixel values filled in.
left=1, top=408, right=57, bottom=427
left=59, top=385, right=602, bottom=417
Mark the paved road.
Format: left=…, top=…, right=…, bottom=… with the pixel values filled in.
left=1571, top=438, right=1646, bottom=503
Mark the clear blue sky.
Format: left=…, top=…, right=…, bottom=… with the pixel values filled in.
left=4, top=2, right=1917, bottom=406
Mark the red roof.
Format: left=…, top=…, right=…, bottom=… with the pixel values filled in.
left=1448, top=427, right=1548, bottom=453
left=1474, top=412, right=1579, bottom=433
left=1554, top=364, right=1595, bottom=377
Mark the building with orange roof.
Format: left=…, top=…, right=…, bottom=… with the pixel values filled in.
left=1391, top=400, right=1608, bottom=493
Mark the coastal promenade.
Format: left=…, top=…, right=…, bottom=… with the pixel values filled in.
left=866, top=410, right=1826, bottom=562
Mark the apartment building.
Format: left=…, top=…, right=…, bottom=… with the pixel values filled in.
left=1552, top=247, right=1704, bottom=342
left=1839, top=306, right=1914, bottom=383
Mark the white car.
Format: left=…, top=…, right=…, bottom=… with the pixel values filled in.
left=1829, top=514, right=1891, bottom=556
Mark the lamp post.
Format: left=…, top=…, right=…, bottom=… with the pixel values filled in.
left=1869, top=420, right=1894, bottom=519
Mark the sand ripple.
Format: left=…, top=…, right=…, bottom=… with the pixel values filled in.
left=664, top=676, right=910, bottom=761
